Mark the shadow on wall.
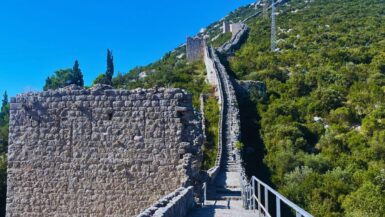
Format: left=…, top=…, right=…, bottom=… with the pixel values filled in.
left=237, top=87, right=273, bottom=186
left=217, top=49, right=273, bottom=185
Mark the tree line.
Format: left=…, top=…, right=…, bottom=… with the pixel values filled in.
left=44, top=49, right=115, bottom=90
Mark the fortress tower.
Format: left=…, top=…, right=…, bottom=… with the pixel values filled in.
left=186, top=37, right=205, bottom=62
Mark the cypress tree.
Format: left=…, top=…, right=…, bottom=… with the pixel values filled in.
left=72, top=60, right=84, bottom=87
left=1, top=92, right=7, bottom=111
left=105, top=49, right=114, bottom=85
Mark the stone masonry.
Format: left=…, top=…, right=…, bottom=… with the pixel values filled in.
left=6, top=84, right=203, bottom=217
left=186, top=37, right=205, bottom=62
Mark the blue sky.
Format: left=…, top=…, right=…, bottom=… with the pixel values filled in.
left=0, top=0, right=253, bottom=97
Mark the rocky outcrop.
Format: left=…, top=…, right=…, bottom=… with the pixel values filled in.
left=6, top=84, right=203, bottom=217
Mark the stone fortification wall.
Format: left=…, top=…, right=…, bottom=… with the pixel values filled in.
left=218, top=23, right=248, bottom=54
left=203, top=45, right=221, bottom=103
left=186, top=37, right=205, bottom=62
left=137, top=187, right=194, bottom=217
left=211, top=48, right=241, bottom=150
left=210, top=47, right=249, bottom=195
left=6, top=84, right=203, bottom=217
left=230, top=23, right=243, bottom=35
left=202, top=45, right=225, bottom=182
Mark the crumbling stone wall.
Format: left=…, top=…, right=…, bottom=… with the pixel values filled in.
left=6, top=85, right=203, bottom=217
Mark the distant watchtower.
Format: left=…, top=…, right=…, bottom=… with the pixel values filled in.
left=186, top=37, right=205, bottom=62
left=223, top=21, right=231, bottom=33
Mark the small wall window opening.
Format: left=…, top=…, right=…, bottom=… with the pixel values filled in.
left=108, top=112, right=113, bottom=120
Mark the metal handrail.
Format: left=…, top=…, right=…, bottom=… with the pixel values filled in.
left=249, top=176, right=313, bottom=217
left=202, top=182, right=207, bottom=207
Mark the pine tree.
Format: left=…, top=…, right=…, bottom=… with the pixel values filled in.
left=72, top=60, right=84, bottom=87
left=105, top=49, right=114, bottom=85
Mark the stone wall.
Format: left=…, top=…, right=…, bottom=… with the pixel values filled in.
left=137, top=187, right=194, bottom=217
left=202, top=45, right=225, bottom=183
left=218, top=23, right=248, bottom=54
left=186, top=37, right=205, bottom=62
left=230, top=23, right=243, bottom=35
left=203, top=45, right=221, bottom=103
left=222, top=21, right=230, bottom=34
left=6, top=84, right=203, bottom=217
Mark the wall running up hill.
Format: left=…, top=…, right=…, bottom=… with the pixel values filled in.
left=6, top=84, right=203, bottom=217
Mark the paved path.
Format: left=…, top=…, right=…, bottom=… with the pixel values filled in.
left=187, top=200, right=255, bottom=217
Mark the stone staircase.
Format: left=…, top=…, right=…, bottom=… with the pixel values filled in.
left=187, top=44, right=255, bottom=216
left=187, top=142, right=255, bottom=217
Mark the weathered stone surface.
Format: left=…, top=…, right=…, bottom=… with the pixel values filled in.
left=137, top=186, right=195, bottom=217
left=6, top=85, right=203, bottom=217
left=217, top=23, right=248, bottom=54
left=186, top=37, right=205, bottom=62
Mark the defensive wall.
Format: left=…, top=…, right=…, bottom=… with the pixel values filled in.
left=6, top=84, right=203, bottom=217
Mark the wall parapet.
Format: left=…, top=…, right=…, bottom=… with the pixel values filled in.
left=203, top=46, right=225, bottom=183
left=218, top=23, right=248, bottom=54
left=137, top=187, right=195, bottom=217
left=7, top=84, right=203, bottom=217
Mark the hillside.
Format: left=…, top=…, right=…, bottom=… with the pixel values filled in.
left=112, top=0, right=385, bottom=216
left=2, top=0, right=385, bottom=216
left=229, top=0, right=385, bottom=216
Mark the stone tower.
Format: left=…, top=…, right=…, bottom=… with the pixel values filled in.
left=186, top=37, right=205, bottom=62
left=223, top=21, right=230, bottom=33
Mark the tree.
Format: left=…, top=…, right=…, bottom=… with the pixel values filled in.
left=1, top=92, right=7, bottom=113
left=71, top=60, right=84, bottom=87
left=92, top=74, right=107, bottom=86
left=43, top=69, right=72, bottom=90
left=105, top=49, right=114, bottom=85
left=94, top=49, right=114, bottom=85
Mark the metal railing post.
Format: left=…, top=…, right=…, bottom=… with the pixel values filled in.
left=252, top=178, right=256, bottom=211
left=264, top=187, right=269, bottom=214
left=202, top=182, right=207, bottom=207
left=276, top=198, right=281, bottom=217
left=258, top=183, right=261, bottom=215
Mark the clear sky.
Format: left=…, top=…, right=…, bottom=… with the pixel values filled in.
left=0, top=0, right=254, bottom=97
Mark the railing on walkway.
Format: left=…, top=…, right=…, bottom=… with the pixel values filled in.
left=202, top=182, right=207, bottom=207
left=243, top=176, right=313, bottom=217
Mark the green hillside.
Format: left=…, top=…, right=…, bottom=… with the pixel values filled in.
left=2, top=0, right=385, bottom=216
left=229, top=0, right=385, bottom=216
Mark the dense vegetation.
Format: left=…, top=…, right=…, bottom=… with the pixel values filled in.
left=202, top=96, right=220, bottom=170
left=0, top=92, right=9, bottom=216
left=44, top=60, right=84, bottom=90
left=210, top=32, right=232, bottom=48
left=229, top=0, right=385, bottom=216
left=5, top=0, right=385, bottom=216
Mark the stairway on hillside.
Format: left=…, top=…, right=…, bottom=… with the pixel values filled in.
left=187, top=115, right=255, bottom=216
left=187, top=48, right=254, bottom=217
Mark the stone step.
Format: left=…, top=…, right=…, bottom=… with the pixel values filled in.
left=207, top=195, right=242, bottom=201
left=215, top=188, right=241, bottom=194
left=216, top=184, right=241, bottom=189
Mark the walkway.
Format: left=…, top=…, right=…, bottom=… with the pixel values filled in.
left=187, top=46, right=254, bottom=216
